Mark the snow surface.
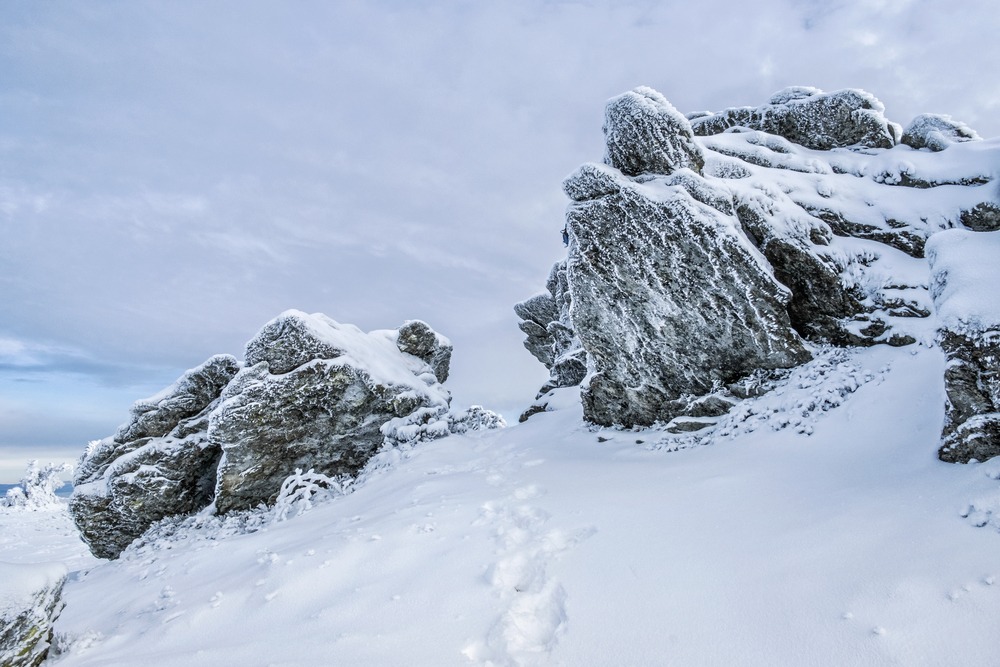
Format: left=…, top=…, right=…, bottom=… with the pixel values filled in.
left=1, top=345, right=995, bottom=666
left=928, top=229, right=1000, bottom=334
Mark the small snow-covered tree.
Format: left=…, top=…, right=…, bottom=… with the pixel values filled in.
left=271, top=468, right=349, bottom=523
left=1, top=460, right=73, bottom=510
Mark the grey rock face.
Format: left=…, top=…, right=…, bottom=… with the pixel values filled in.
left=212, top=360, right=417, bottom=513
left=396, top=320, right=453, bottom=383
left=514, top=260, right=588, bottom=396
left=691, top=87, right=897, bottom=150
left=960, top=202, right=1000, bottom=232
left=937, top=331, right=1000, bottom=463
left=563, top=163, right=811, bottom=426
left=70, top=355, right=240, bottom=559
left=901, top=113, right=980, bottom=152
left=70, top=310, right=473, bottom=558
left=604, top=87, right=705, bottom=176
left=0, top=563, right=66, bottom=667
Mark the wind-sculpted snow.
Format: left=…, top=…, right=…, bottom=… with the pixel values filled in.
left=70, top=310, right=501, bottom=558
left=564, top=163, right=811, bottom=426
left=690, top=87, right=899, bottom=150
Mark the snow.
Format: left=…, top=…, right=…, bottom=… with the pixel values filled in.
left=928, top=229, right=1000, bottom=334
left=0, top=345, right=992, bottom=666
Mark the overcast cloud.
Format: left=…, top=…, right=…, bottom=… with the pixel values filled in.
left=1, top=0, right=998, bottom=480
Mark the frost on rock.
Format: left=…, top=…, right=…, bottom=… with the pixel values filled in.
left=603, top=86, right=705, bottom=176
left=901, top=114, right=981, bottom=152
left=0, top=562, right=66, bottom=667
left=691, top=87, right=898, bottom=150
left=563, top=162, right=810, bottom=427
left=929, top=230, right=1000, bottom=463
left=516, top=84, right=1000, bottom=428
left=70, top=354, right=240, bottom=560
left=514, top=260, right=587, bottom=398
left=70, top=309, right=495, bottom=557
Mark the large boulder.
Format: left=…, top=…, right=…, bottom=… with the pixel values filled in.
left=563, top=161, right=811, bottom=426
left=928, top=230, right=1000, bottom=463
left=70, top=311, right=482, bottom=557
left=0, top=562, right=66, bottom=667
left=70, top=355, right=240, bottom=559
left=212, top=312, right=451, bottom=513
left=691, top=87, right=897, bottom=150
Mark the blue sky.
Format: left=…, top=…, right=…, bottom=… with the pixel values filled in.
left=2, top=0, right=998, bottom=481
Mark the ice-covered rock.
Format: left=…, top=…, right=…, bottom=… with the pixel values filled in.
left=563, top=162, right=811, bottom=426
left=902, top=114, right=981, bottom=152
left=691, top=87, right=897, bottom=150
left=929, top=230, right=1000, bottom=463
left=70, top=354, right=240, bottom=559
left=603, top=86, right=705, bottom=176
left=69, top=311, right=490, bottom=556
left=0, top=562, right=66, bottom=667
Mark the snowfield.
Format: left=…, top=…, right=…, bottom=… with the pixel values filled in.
left=4, top=344, right=998, bottom=666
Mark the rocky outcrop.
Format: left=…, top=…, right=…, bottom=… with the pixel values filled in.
left=901, top=113, right=980, bottom=152
left=516, top=84, right=969, bottom=427
left=564, top=161, right=811, bottom=426
left=0, top=562, right=66, bottom=667
left=71, top=310, right=500, bottom=558
left=70, top=355, right=240, bottom=559
left=929, top=230, right=1000, bottom=463
left=691, top=87, right=898, bottom=150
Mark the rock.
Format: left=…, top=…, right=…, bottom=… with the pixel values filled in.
left=514, top=260, right=588, bottom=396
left=396, top=320, right=453, bottom=383
left=0, top=562, right=66, bottom=667
left=603, top=86, right=705, bottom=177
left=70, top=310, right=483, bottom=558
left=733, top=197, right=869, bottom=344
left=691, top=87, right=897, bottom=150
left=960, top=202, right=1000, bottom=232
left=563, top=163, right=811, bottom=427
left=937, top=331, right=1000, bottom=463
left=212, top=312, right=452, bottom=513
left=70, top=355, right=240, bottom=559
left=929, top=230, right=1000, bottom=463
left=901, top=113, right=980, bottom=152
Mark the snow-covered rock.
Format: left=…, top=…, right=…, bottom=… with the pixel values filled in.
left=563, top=162, right=810, bottom=427
left=902, top=113, right=981, bottom=152
left=0, top=562, right=66, bottom=667
left=70, top=310, right=497, bottom=558
left=70, top=355, right=240, bottom=559
left=518, top=85, right=1000, bottom=427
left=929, top=229, right=1000, bottom=463
left=691, top=87, right=898, bottom=150
left=603, top=86, right=705, bottom=176
left=212, top=312, right=452, bottom=514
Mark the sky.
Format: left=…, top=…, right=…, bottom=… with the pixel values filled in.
left=2, top=0, right=999, bottom=481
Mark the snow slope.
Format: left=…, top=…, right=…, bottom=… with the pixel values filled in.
left=25, top=344, right=1000, bottom=666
